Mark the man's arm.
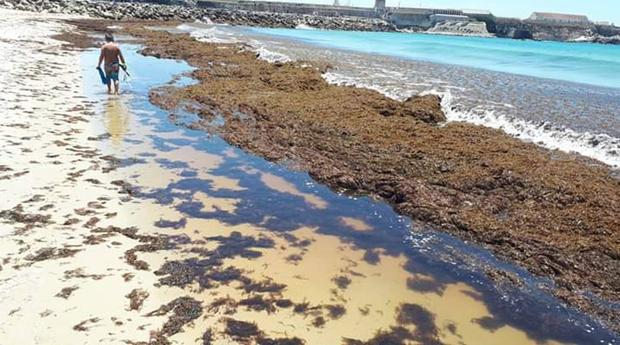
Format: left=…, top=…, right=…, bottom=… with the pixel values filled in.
left=118, top=48, right=126, bottom=65
left=97, top=47, right=104, bottom=68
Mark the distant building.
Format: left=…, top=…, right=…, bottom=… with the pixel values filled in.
left=527, top=12, right=590, bottom=26
left=462, top=9, right=492, bottom=16
left=430, top=14, right=469, bottom=24
left=374, top=0, right=385, bottom=10
left=431, top=8, right=463, bottom=16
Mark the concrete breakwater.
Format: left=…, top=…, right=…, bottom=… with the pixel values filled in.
left=0, top=0, right=395, bottom=31
left=195, top=0, right=620, bottom=42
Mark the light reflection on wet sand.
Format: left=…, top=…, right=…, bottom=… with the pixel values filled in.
left=104, top=96, right=130, bottom=146
left=260, top=172, right=328, bottom=209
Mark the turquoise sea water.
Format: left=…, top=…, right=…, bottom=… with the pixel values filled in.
left=251, top=28, right=620, bottom=89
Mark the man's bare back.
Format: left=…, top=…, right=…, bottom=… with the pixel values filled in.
left=97, top=33, right=125, bottom=95
left=101, top=43, right=121, bottom=66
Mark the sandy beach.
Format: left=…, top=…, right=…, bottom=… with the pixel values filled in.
left=0, top=8, right=618, bottom=345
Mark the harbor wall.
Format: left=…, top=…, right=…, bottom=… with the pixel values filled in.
left=197, top=0, right=378, bottom=17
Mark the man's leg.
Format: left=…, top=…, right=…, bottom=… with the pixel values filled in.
left=114, top=80, right=120, bottom=95
left=111, top=67, right=120, bottom=95
left=105, top=68, right=112, bottom=94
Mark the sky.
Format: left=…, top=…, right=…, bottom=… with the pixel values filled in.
left=265, top=0, right=620, bottom=24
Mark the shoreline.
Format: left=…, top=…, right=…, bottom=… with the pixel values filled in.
left=62, top=18, right=620, bottom=333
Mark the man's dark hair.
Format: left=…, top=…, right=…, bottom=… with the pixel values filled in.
left=104, top=32, right=114, bottom=42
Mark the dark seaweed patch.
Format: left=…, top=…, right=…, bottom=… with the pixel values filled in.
left=362, top=249, right=380, bottom=265
left=93, top=226, right=179, bottom=270
left=312, top=316, right=326, bottom=328
left=285, top=253, right=303, bottom=264
left=73, top=317, right=100, bottom=332
left=257, top=337, right=305, bottom=345
left=26, top=247, right=80, bottom=262
left=342, top=326, right=414, bottom=345
left=127, top=288, right=150, bottom=311
left=396, top=303, right=443, bottom=345
left=154, top=232, right=285, bottom=294
left=241, top=279, right=286, bottom=294
left=0, top=204, right=51, bottom=227
left=238, top=295, right=276, bottom=313
left=55, top=286, right=79, bottom=299
left=201, top=329, right=214, bottom=345
left=225, top=318, right=260, bottom=340
left=206, top=231, right=274, bottom=257
left=445, top=322, right=457, bottom=335
left=332, top=275, right=352, bottom=290
left=473, top=316, right=506, bottom=332
left=406, top=277, right=446, bottom=295
left=207, top=297, right=237, bottom=314
left=325, top=304, right=346, bottom=319
left=155, top=217, right=187, bottom=229
left=146, top=297, right=203, bottom=336
left=275, top=299, right=293, bottom=308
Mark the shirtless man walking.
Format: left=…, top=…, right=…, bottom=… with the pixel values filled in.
left=97, top=32, right=126, bottom=95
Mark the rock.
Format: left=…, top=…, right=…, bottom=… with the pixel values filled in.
left=401, top=94, right=446, bottom=124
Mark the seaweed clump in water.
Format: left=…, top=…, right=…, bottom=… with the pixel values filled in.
left=396, top=303, right=443, bottom=345
left=224, top=318, right=305, bottom=345
left=225, top=318, right=261, bottom=341
left=344, top=303, right=444, bottom=345
left=146, top=296, right=203, bottom=336
left=257, top=338, right=305, bottom=345
left=343, top=327, right=415, bottom=345
left=154, top=232, right=283, bottom=293
left=332, top=275, right=352, bottom=290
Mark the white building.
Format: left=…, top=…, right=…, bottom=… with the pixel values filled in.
left=527, top=12, right=590, bottom=25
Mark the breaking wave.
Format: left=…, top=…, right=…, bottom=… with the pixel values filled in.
left=295, top=23, right=317, bottom=30
left=178, top=25, right=292, bottom=63
left=188, top=26, right=240, bottom=44
left=324, top=71, right=620, bottom=168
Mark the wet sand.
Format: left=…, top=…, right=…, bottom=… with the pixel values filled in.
left=0, top=10, right=618, bottom=345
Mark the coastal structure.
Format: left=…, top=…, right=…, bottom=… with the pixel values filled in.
left=429, top=14, right=470, bottom=24
left=195, top=0, right=604, bottom=36
left=197, top=0, right=378, bottom=17
left=527, top=12, right=590, bottom=26
left=74, top=0, right=617, bottom=42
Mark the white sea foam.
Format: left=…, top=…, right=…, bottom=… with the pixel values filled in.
left=188, top=26, right=240, bottom=44
left=175, top=23, right=196, bottom=32
left=324, top=71, right=620, bottom=168
left=180, top=25, right=293, bottom=63
left=201, top=17, right=215, bottom=25
left=323, top=71, right=414, bottom=100
left=431, top=89, right=620, bottom=168
left=254, top=46, right=292, bottom=63
left=295, top=23, right=316, bottom=30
